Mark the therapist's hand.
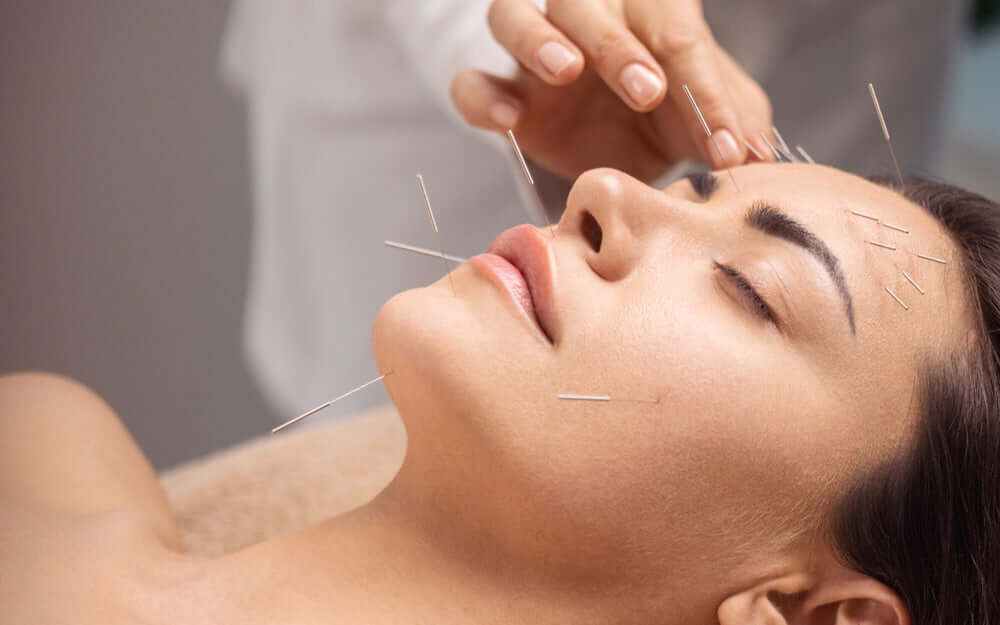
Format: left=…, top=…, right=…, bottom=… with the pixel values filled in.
left=451, top=0, right=774, bottom=182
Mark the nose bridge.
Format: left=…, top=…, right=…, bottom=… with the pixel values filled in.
left=562, top=168, right=701, bottom=282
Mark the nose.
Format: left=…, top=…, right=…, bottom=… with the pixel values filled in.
left=558, top=168, right=695, bottom=282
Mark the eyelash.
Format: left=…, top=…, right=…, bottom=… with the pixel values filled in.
left=713, top=262, right=776, bottom=324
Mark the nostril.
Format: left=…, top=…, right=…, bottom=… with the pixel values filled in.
left=580, top=211, right=603, bottom=252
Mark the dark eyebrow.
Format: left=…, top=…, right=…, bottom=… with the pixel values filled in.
left=684, top=172, right=720, bottom=200
left=746, top=202, right=856, bottom=334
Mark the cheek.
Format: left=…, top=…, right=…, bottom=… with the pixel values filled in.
left=531, top=270, right=845, bottom=530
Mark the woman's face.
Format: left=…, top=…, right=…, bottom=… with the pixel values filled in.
left=373, top=163, right=967, bottom=586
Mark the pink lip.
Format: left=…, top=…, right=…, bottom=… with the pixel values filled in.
left=469, top=224, right=558, bottom=345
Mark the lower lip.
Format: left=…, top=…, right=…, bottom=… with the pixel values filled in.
left=468, top=253, right=547, bottom=341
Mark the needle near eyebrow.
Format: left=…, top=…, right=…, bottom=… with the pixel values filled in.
left=682, top=84, right=741, bottom=192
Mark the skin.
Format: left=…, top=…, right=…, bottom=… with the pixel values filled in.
left=0, top=164, right=971, bottom=625
left=451, top=0, right=776, bottom=180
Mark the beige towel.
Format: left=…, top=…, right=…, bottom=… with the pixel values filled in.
left=160, top=404, right=406, bottom=556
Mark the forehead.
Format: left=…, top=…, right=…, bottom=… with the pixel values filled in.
left=719, top=163, right=970, bottom=388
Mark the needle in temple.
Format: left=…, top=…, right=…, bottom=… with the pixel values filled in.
left=416, top=174, right=457, bottom=295
left=506, top=130, right=555, bottom=238
left=867, top=83, right=905, bottom=191
left=903, top=271, right=926, bottom=295
left=869, top=240, right=897, bottom=251
left=885, top=287, right=910, bottom=311
left=384, top=240, right=467, bottom=263
left=272, top=372, right=393, bottom=434
left=916, top=253, right=949, bottom=265
left=682, top=84, right=741, bottom=192
left=851, top=209, right=880, bottom=222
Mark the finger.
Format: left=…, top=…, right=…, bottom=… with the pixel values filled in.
left=450, top=69, right=524, bottom=131
left=488, top=0, right=584, bottom=85
left=716, top=48, right=775, bottom=162
left=547, top=0, right=667, bottom=112
left=626, top=6, right=747, bottom=168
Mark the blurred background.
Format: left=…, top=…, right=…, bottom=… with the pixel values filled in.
left=2, top=1, right=998, bottom=470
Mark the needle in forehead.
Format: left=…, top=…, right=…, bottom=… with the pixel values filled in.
left=771, top=126, right=799, bottom=161
left=759, top=132, right=786, bottom=162
left=743, top=138, right=764, bottom=161
left=868, top=83, right=905, bottom=191
left=795, top=145, right=816, bottom=164
left=681, top=84, right=741, bottom=192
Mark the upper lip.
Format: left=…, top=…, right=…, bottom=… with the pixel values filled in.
left=487, top=224, right=559, bottom=344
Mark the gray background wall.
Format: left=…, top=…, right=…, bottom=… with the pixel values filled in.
left=2, top=3, right=998, bottom=470
left=1, top=1, right=273, bottom=469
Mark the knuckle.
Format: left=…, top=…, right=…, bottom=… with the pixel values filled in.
left=592, top=30, right=631, bottom=66
left=647, top=25, right=702, bottom=59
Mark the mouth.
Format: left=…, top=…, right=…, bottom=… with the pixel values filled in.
left=469, top=225, right=558, bottom=345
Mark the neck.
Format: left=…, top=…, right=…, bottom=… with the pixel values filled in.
left=278, top=452, right=710, bottom=625
left=279, top=485, right=600, bottom=625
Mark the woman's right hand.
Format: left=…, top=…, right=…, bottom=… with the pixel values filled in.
left=451, top=0, right=774, bottom=182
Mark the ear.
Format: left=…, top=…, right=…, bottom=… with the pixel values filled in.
left=718, top=562, right=909, bottom=625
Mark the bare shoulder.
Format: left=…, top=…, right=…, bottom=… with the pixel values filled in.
left=0, top=371, right=188, bottom=622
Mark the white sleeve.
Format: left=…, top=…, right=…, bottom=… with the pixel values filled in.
left=382, top=1, right=544, bottom=117
left=382, top=1, right=566, bottom=226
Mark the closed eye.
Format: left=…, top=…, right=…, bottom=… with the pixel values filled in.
left=714, top=261, right=777, bottom=324
left=685, top=172, right=720, bottom=200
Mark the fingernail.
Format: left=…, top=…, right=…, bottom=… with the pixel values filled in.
left=711, top=129, right=741, bottom=167
left=620, top=63, right=663, bottom=108
left=538, top=41, right=575, bottom=77
left=489, top=101, right=520, bottom=129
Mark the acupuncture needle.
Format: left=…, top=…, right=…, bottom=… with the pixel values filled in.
left=682, top=85, right=740, bottom=192
left=759, top=132, right=786, bottom=162
left=416, top=174, right=457, bottom=295
left=742, top=139, right=765, bottom=161
left=795, top=145, right=816, bottom=164
left=771, top=126, right=798, bottom=161
left=557, top=393, right=660, bottom=405
left=868, top=83, right=905, bottom=191
left=507, top=130, right=555, bottom=238
left=272, top=372, right=393, bottom=434
left=385, top=240, right=467, bottom=263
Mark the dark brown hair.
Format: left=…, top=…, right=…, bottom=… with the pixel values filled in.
left=831, top=178, right=1000, bottom=625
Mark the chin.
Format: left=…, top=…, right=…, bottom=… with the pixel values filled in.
left=372, top=279, right=488, bottom=423
left=372, top=271, right=554, bottom=440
